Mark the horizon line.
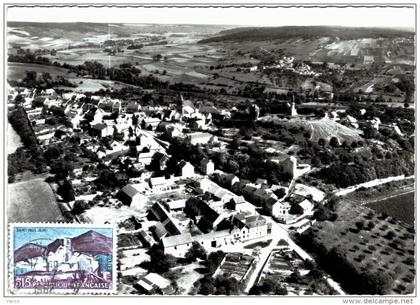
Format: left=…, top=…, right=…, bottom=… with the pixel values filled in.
left=7, top=21, right=415, bottom=32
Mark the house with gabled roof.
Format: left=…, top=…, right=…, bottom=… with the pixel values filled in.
left=217, top=172, right=240, bottom=188
left=231, top=213, right=269, bottom=241
left=162, top=233, right=194, bottom=257
left=116, top=184, right=148, bottom=209
left=135, top=273, right=173, bottom=295
left=151, top=152, right=169, bottom=171
left=138, top=230, right=156, bottom=248
left=126, top=102, right=140, bottom=114
left=185, top=132, right=217, bottom=145
left=177, top=160, right=194, bottom=178
left=272, top=201, right=292, bottom=223
left=149, top=176, right=172, bottom=191
left=200, top=158, right=214, bottom=175
left=148, top=202, right=182, bottom=237
left=90, top=123, right=114, bottom=138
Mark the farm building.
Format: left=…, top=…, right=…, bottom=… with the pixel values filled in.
left=116, top=184, right=148, bottom=209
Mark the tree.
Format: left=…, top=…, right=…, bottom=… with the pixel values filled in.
left=148, top=245, right=177, bottom=274
left=72, top=200, right=91, bottom=215
left=289, top=202, right=304, bottom=215
left=318, top=138, right=326, bottom=147
left=57, top=179, right=75, bottom=202
left=214, top=275, right=240, bottom=295
left=185, top=241, right=207, bottom=262
left=153, top=54, right=162, bottom=62
left=329, top=137, right=339, bottom=148
left=251, top=278, right=288, bottom=295
left=196, top=275, right=215, bottom=295
left=14, top=94, right=25, bottom=105
left=274, top=188, right=286, bottom=199
left=206, top=251, right=225, bottom=273
left=369, top=271, right=394, bottom=294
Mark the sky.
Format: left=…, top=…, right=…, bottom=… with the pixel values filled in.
left=13, top=226, right=113, bottom=249
left=6, top=5, right=416, bottom=30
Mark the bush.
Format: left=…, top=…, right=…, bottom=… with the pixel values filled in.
left=148, top=245, right=177, bottom=274
left=384, top=231, right=396, bottom=240
left=72, top=200, right=90, bottom=215
left=206, top=251, right=225, bottom=274
left=355, top=221, right=365, bottom=230
left=185, top=241, right=207, bottom=262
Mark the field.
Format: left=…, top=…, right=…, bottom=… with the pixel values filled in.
left=299, top=199, right=415, bottom=294
left=7, top=122, right=23, bottom=154
left=7, top=62, right=135, bottom=92
left=260, top=116, right=363, bottom=144
left=203, top=28, right=414, bottom=65
left=8, top=178, right=65, bottom=222
left=7, top=62, right=76, bottom=82
left=302, top=118, right=363, bottom=143
left=367, top=192, right=415, bottom=226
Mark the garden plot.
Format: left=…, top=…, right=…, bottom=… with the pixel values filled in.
left=213, top=253, right=255, bottom=282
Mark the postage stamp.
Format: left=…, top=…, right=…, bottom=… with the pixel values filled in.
left=9, top=223, right=117, bottom=295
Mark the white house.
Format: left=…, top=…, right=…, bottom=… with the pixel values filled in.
left=162, top=233, right=194, bottom=257
left=200, top=158, right=214, bottom=175
left=149, top=176, right=172, bottom=191
left=178, top=161, right=195, bottom=178
left=298, top=199, right=314, bottom=215
left=185, top=132, right=218, bottom=145
left=117, top=184, right=148, bottom=209
left=136, top=273, right=172, bottom=294
left=272, top=201, right=291, bottom=222
left=90, top=123, right=114, bottom=138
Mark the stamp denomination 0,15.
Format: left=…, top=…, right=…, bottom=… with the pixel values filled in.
left=9, top=223, right=117, bottom=295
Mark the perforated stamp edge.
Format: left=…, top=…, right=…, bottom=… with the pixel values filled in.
left=8, top=222, right=118, bottom=296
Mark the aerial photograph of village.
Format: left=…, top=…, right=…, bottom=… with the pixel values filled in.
left=5, top=4, right=416, bottom=297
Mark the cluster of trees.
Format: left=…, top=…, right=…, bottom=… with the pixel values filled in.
left=8, top=107, right=46, bottom=181
left=315, top=150, right=414, bottom=188
left=209, top=62, right=255, bottom=70
left=347, top=104, right=414, bottom=125
left=249, top=278, right=287, bottom=295
left=19, top=71, right=76, bottom=89
left=145, top=244, right=225, bottom=283
left=146, top=245, right=178, bottom=274
left=166, top=137, right=291, bottom=184
left=8, top=107, right=38, bottom=147
left=127, top=44, right=143, bottom=49
left=103, top=39, right=139, bottom=47
left=8, top=147, right=46, bottom=182
left=193, top=274, right=240, bottom=295
left=9, top=50, right=169, bottom=90
left=257, top=120, right=309, bottom=146
left=8, top=53, right=51, bottom=65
